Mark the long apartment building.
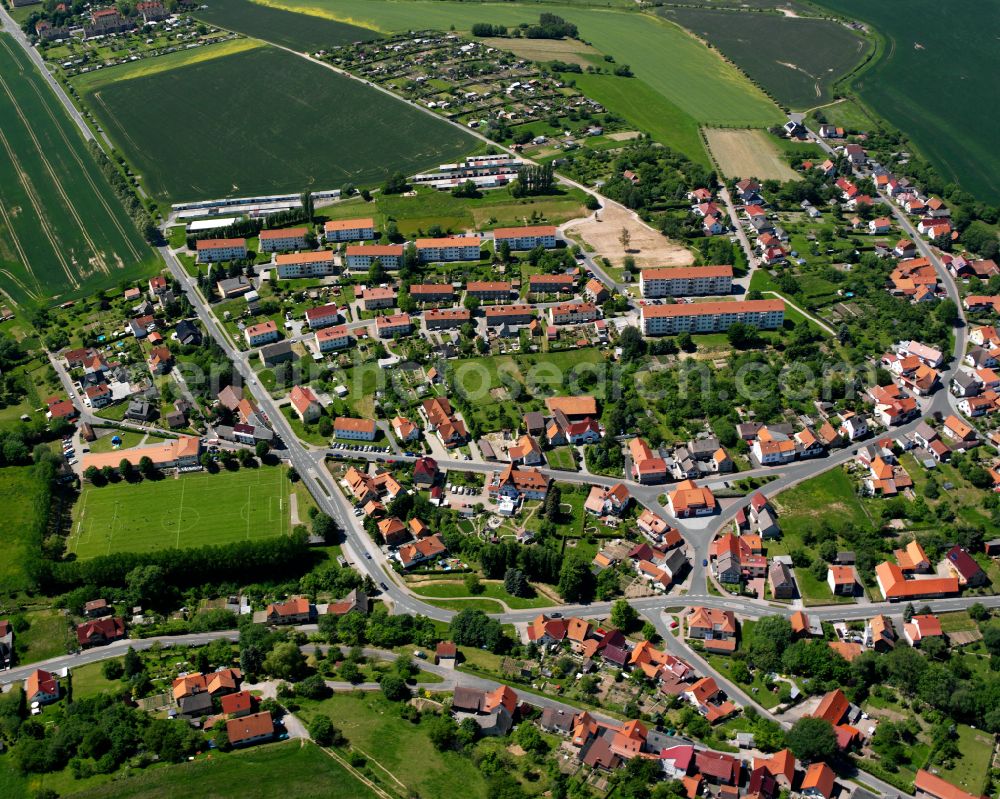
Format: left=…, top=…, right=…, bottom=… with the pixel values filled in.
left=324, top=217, right=376, bottom=242
left=493, top=225, right=558, bottom=250
left=244, top=320, right=279, bottom=347
left=416, top=236, right=481, bottom=262
left=274, top=250, right=336, bottom=278
left=529, top=273, right=575, bottom=294
left=425, top=308, right=471, bottom=329
left=345, top=245, right=404, bottom=271
left=467, top=281, right=512, bottom=301
left=639, top=266, right=733, bottom=298
left=641, top=300, right=784, bottom=336
left=409, top=284, right=455, bottom=304
left=196, top=238, right=247, bottom=263
left=485, top=304, right=535, bottom=328
left=316, top=325, right=351, bottom=352
left=549, top=301, right=598, bottom=326
left=259, top=227, right=308, bottom=253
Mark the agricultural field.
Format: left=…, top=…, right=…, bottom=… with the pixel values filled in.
left=569, top=72, right=709, bottom=167
left=67, top=465, right=293, bottom=558
left=193, top=0, right=380, bottom=51
left=249, top=0, right=783, bottom=127
left=705, top=128, right=799, bottom=181
left=812, top=0, right=1000, bottom=202
left=663, top=7, right=871, bottom=109
left=63, top=742, right=381, bottom=799
left=479, top=35, right=603, bottom=68
left=0, top=34, right=157, bottom=307
left=73, top=43, right=477, bottom=203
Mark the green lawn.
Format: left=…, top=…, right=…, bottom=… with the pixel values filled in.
left=771, top=467, right=872, bottom=540
left=67, top=741, right=381, bottom=799
left=68, top=465, right=293, bottom=558
left=936, top=724, right=995, bottom=795
left=546, top=446, right=578, bottom=472
left=321, top=185, right=589, bottom=238
left=16, top=609, right=72, bottom=665
left=74, top=44, right=475, bottom=203
left=422, top=597, right=507, bottom=613
left=0, top=33, right=158, bottom=306
left=89, top=430, right=169, bottom=454
left=294, top=693, right=489, bottom=799
left=410, top=579, right=556, bottom=610
left=0, top=465, right=50, bottom=594
left=70, top=660, right=123, bottom=700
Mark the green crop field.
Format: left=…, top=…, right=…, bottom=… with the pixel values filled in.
left=812, top=0, right=1000, bottom=201
left=251, top=0, right=782, bottom=127
left=193, top=0, right=380, bottom=51
left=74, top=43, right=476, bottom=203
left=68, top=466, right=292, bottom=559
left=662, top=7, right=871, bottom=109
left=0, top=35, right=157, bottom=306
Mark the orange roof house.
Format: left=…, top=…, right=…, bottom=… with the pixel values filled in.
left=812, top=688, right=849, bottom=725
left=668, top=479, right=716, bottom=518
left=801, top=762, right=835, bottom=798
left=914, top=769, right=988, bottom=799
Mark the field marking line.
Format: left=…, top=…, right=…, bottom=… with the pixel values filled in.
left=0, top=68, right=104, bottom=280
left=175, top=476, right=186, bottom=549
left=8, top=39, right=145, bottom=264
left=246, top=482, right=252, bottom=541
left=106, top=500, right=120, bottom=557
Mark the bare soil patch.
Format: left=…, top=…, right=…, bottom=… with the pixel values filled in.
left=564, top=202, right=694, bottom=268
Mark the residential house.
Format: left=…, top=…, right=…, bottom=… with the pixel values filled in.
left=420, top=397, right=468, bottom=447
left=76, top=617, right=125, bottom=648
left=25, top=669, right=60, bottom=705
left=668, top=480, right=716, bottom=518
left=288, top=385, right=321, bottom=422
left=334, top=417, right=377, bottom=441
left=686, top=607, right=737, bottom=653
left=226, top=711, right=274, bottom=747
left=265, top=597, right=313, bottom=625
left=827, top=566, right=857, bottom=596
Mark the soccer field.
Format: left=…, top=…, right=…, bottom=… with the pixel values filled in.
left=68, top=467, right=292, bottom=559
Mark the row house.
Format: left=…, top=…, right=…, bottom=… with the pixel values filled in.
left=639, top=265, right=733, bottom=298
left=641, top=300, right=784, bottom=336
left=258, top=227, right=308, bottom=253
left=344, top=244, right=404, bottom=271
left=275, top=250, right=336, bottom=278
